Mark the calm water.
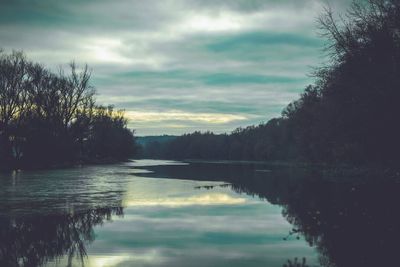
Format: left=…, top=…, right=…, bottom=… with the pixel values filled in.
left=1, top=160, right=400, bottom=267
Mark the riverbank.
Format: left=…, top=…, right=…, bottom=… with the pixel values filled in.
left=0, top=157, right=133, bottom=172
left=138, top=158, right=400, bottom=183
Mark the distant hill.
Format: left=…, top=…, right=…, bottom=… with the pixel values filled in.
left=135, top=135, right=177, bottom=158
left=136, top=135, right=177, bottom=146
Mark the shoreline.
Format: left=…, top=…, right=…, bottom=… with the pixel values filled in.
left=0, top=157, right=133, bottom=172
left=136, top=158, right=400, bottom=181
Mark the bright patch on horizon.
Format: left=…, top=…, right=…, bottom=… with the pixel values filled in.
left=125, top=193, right=246, bottom=207
left=88, top=251, right=163, bottom=267
left=126, top=110, right=247, bottom=124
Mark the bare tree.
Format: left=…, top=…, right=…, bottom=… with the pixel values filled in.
left=0, top=51, right=29, bottom=131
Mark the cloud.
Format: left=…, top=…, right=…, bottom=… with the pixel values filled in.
left=0, top=0, right=353, bottom=135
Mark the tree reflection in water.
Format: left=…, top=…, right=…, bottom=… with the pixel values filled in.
left=283, top=257, right=309, bottom=267
left=230, top=170, right=400, bottom=267
left=0, top=207, right=123, bottom=267
left=139, top=162, right=400, bottom=267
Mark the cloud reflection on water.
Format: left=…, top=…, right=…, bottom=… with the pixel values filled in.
left=125, top=193, right=246, bottom=207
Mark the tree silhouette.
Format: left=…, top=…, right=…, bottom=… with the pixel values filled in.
left=0, top=51, right=136, bottom=169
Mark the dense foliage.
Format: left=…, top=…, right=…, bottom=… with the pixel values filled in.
left=143, top=0, right=400, bottom=165
left=0, top=51, right=136, bottom=169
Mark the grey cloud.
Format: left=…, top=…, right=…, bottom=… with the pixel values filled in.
left=0, top=0, right=354, bottom=135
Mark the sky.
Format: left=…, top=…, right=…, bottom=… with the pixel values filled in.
left=0, top=0, right=352, bottom=136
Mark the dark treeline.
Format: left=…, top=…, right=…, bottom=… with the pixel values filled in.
left=136, top=135, right=177, bottom=158
left=142, top=0, right=400, bottom=165
left=0, top=51, right=136, bottom=169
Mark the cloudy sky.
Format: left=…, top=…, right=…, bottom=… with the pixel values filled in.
left=0, top=0, right=351, bottom=135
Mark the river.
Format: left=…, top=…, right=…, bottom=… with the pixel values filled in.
left=1, top=159, right=399, bottom=267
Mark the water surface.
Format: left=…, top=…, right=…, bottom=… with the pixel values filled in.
left=1, top=160, right=399, bottom=267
